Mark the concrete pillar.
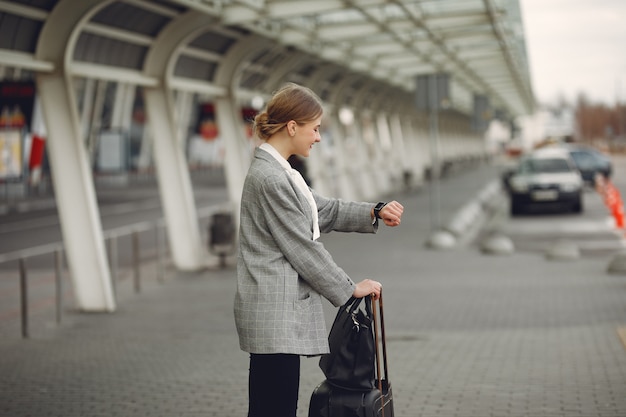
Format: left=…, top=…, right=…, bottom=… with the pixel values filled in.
left=142, top=11, right=216, bottom=270
left=351, top=111, right=378, bottom=200
left=173, top=91, right=194, bottom=149
left=143, top=88, right=207, bottom=270
left=389, top=113, right=414, bottom=188
left=34, top=0, right=115, bottom=311
left=36, top=73, right=116, bottom=312
left=329, top=111, right=358, bottom=201
left=402, top=117, right=425, bottom=185
left=214, top=96, right=250, bottom=214
left=212, top=36, right=275, bottom=221
left=78, top=78, right=95, bottom=146
left=306, top=137, right=332, bottom=197
left=307, top=69, right=349, bottom=199
left=111, top=83, right=135, bottom=131
left=374, top=112, right=395, bottom=193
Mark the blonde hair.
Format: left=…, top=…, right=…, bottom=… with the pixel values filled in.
left=254, top=83, right=323, bottom=141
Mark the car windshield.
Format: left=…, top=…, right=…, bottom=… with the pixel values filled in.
left=519, top=158, right=571, bottom=174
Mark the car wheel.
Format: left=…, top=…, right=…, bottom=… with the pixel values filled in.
left=571, top=197, right=583, bottom=213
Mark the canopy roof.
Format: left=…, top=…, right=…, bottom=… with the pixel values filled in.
left=0, top=0, right=534, bottom=116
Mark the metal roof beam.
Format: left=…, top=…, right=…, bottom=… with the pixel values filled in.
left=267, top=0, right=345, bottom=18
left=0, top=49, right=54, bottom=72
left=317, top=22, right=379, bottom=40
left=0, top=0, right=47, bottom=20
left=70, top=62, right=158, bottom=86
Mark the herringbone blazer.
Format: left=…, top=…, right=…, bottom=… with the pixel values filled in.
left=234, top=147, right=377, bottom=355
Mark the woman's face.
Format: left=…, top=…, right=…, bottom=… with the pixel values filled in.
left=292, top=116, right=322, bottom=157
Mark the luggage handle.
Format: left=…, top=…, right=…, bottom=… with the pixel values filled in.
left=370, top=292, right=389, bottom=388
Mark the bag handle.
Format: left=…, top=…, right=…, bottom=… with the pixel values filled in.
left=344, top=296, right=372, bottom=319
left=343, top=296, right=360, bottom=314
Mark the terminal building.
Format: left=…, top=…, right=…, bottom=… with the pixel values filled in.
left=0, top=0, right=534, bottom=311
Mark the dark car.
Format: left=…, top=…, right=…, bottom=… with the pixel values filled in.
left=565, top=145, right=612, bottom=184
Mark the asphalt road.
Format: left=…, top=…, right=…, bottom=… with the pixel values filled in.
left=490, top=154, right=626, bottom=258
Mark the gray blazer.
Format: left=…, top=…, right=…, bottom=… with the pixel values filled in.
left=234, top=147, right=377, bottom=355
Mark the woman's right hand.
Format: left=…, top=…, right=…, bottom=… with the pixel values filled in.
left=353, top=279, right=382, bottom=300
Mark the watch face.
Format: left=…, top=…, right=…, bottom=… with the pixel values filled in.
left=375, top=202, right=386, bottom=218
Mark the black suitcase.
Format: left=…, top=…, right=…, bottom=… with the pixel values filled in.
left=309, top=293, right=394, bottom=417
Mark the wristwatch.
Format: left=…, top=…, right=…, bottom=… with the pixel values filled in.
left=372, top=202, right=387, bottom=225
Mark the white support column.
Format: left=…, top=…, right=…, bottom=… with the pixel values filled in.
left=141, top=11, right=221, bottom=271
left=144, top=88, right=207, bottom=270
left=173, top=90, right=194, bottom=149
left=111, top=83, right=135, bottom=131
left=329, top=113, right=358, bottom=201
left=79, top=78, right=95, bottom=143
left=388, top=113, right=412, bottom=188
left=36, top=73, right=116, bottom=312
left=215, top=96, right=250, bottom=215
left=137, top=114, right=154, bottom=170
left=374, top=113, right=395, bottom=193
left=403, top=116, right=426, bottom=184
left=306, top=105, right=334, bottom=198
left=88, top=80, right=107, bottom=161
left=212, top=35, right=274, bottom=220
left=351, top=87, right=386, bottom=200
left=306, top=70, right=348, bottom=199
left=34, top=0, right=115, bottom=312
left=344, top=116, right=371, bottom=200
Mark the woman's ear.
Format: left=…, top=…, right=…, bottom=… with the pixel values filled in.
left=287, top=120, right=297, bottom=137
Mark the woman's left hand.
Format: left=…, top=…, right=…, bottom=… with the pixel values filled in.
left=379, top=200, right=404, bottom=227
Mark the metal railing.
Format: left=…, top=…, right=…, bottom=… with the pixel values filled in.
left=0, top=242, right=65, bottom=338
left=0, top=208, right=223, bottom=339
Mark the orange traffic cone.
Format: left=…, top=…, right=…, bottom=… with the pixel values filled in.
left=606, top=183, right=625, bottom=229
left=613, top=201, right=625, bottom=229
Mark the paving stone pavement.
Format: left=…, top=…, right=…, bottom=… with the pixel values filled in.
left=1, top=161, right=626, bottom=417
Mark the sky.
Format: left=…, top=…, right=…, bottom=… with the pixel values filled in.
left=519, top=0, right=626, bottom=106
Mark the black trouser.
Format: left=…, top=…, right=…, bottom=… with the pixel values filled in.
left=248, top=353, right=300, bottom=417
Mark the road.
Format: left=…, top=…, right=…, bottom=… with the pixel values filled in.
left=487, top=153, right=626, bottom=258
left=0, top=179, right=229, bottom=255
left=3, top=155, right=624, bottom=260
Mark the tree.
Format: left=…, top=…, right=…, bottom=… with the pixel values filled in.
left=574, top=93, right=624, bottom=145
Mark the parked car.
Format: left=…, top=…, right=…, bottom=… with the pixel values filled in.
left=564, top=145, right=612, bottom=184
left=505, top=148, right=584, bottom=215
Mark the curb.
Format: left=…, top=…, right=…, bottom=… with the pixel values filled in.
left=426, top=179, right=506, bottom=249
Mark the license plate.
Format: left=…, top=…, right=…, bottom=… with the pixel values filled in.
left=532, top=190, right=558, bottom=201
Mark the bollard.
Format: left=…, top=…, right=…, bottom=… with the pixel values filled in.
left=132, top=231, right=141, bottom=293
left=19, top=258, right=28, bottom=339
left=108, top=235, right=118, bottom=298
left=55, top=250, right=63, bottom=324
left=155, top=222, right=165, bottom=283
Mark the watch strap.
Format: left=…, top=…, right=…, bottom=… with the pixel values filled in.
left=374, top=202, right=387, bottom=219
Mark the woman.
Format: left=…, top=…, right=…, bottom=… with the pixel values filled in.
left=234, top=83, right=404, bottom=417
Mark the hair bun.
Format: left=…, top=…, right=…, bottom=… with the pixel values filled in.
left=253, top=112, right=271, bottom=140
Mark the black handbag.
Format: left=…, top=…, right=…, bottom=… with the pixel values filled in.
left=319, top=296, right=376, bottom=391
